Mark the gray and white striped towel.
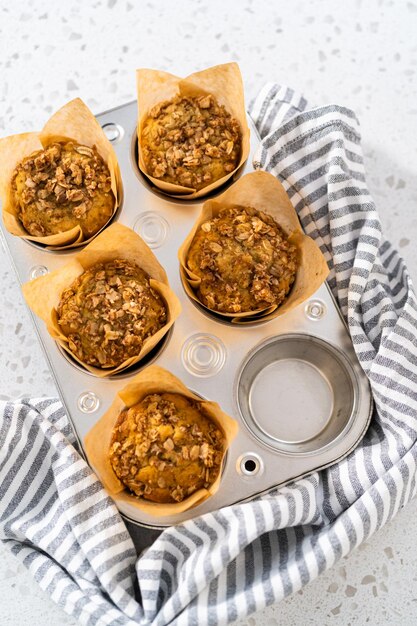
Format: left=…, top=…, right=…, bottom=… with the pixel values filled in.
left=1, top=84, right=417, bottom=626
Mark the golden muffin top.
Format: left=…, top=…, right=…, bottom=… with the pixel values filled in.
left=12, top=141, right=114, bottom=238
left=57, top=259, right=167, bottom=368
left=109, top=392, right=225, bottom=504
left=141, top=94, right=241, bottom=191
left=187, top=205, right=298, bottom=314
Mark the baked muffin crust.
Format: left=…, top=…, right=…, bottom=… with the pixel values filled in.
left=109, top=392, right=225, bottom=503
left=57, top=259, right=167, bottom=368
left=141, top=94, right=241, bottom=191
left=187, top=205, right=298, bottom=314
left=12, top=141, right=114, bottom=238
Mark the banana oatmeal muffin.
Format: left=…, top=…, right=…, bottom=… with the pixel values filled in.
left=187, top=205, right=298, bottom=314
left=57, top=259, right=167, bottom=368
left=141, top=94, right=241, bottom=191
left=109, top=392, right=225, bottom=503
left=12, top=141, right=114, bottom=238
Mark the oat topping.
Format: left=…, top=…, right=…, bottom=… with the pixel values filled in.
left=187, top=205, right=298, bottom=314
left=12, top=141, right=114, bottom=237
left=109, top=393, right=225, bottom=503
left=57, top=259, right=167, bottom=368
left=141, top=94, right=241, bottom=191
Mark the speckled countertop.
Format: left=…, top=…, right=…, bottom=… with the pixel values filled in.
left=1, top=1, right=417, bottom=624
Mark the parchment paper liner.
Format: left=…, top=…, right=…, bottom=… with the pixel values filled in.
left=179, top=170, right=329, bottom=324
left=84, top=365, right=239, bottom=516
left=0, top=98, right=123, bottom=249
left=136, top=62, right=250, bottom=199
left=22, top=223, right=181, bottom=377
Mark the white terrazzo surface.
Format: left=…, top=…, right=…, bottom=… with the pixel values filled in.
left=0, top=0, right=417, bottom=624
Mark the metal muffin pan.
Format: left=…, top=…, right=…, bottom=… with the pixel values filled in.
left=1, top=101, right=373, bottom=529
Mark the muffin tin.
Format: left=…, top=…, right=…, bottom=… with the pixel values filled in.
left=1, top=100, right=373, bottom=529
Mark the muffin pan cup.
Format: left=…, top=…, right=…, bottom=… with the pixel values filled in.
left=0, top=101, right=373, bottom=529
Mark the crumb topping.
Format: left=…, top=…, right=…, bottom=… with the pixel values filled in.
left=141, top=94, right=241, bottom=191
left=186, top=205, right=298, bottom=314
left=57, top=259, right=167, bottom=368
left=12, top=141, right=114, bottom=237
left=109, top=393, right=225, bottom=503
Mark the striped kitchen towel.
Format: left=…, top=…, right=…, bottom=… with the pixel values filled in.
left=1, top=84, right=417, bottom=626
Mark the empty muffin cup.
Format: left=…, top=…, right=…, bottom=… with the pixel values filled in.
left=236, top=333, right=358, bottom=455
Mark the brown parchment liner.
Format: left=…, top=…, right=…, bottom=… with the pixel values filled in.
left=0, top=98, right=123, bottom=249
left=84, top=365, right=239, bottom=516
left=136, top=62, right=250, bottom=199
left=22, top=223, right=181, bottom=376
left=179, top=170, right=329, bottom=324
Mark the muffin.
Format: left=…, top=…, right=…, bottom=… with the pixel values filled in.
left=141, top=94, right=242, bottom=191
left=11, top=141, right=114, bottom=239
left=109, top=392, right=225, bottom=504
left=186, top=205, right=298, bottom=314
left=57, top=259, right=167, bottom=369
